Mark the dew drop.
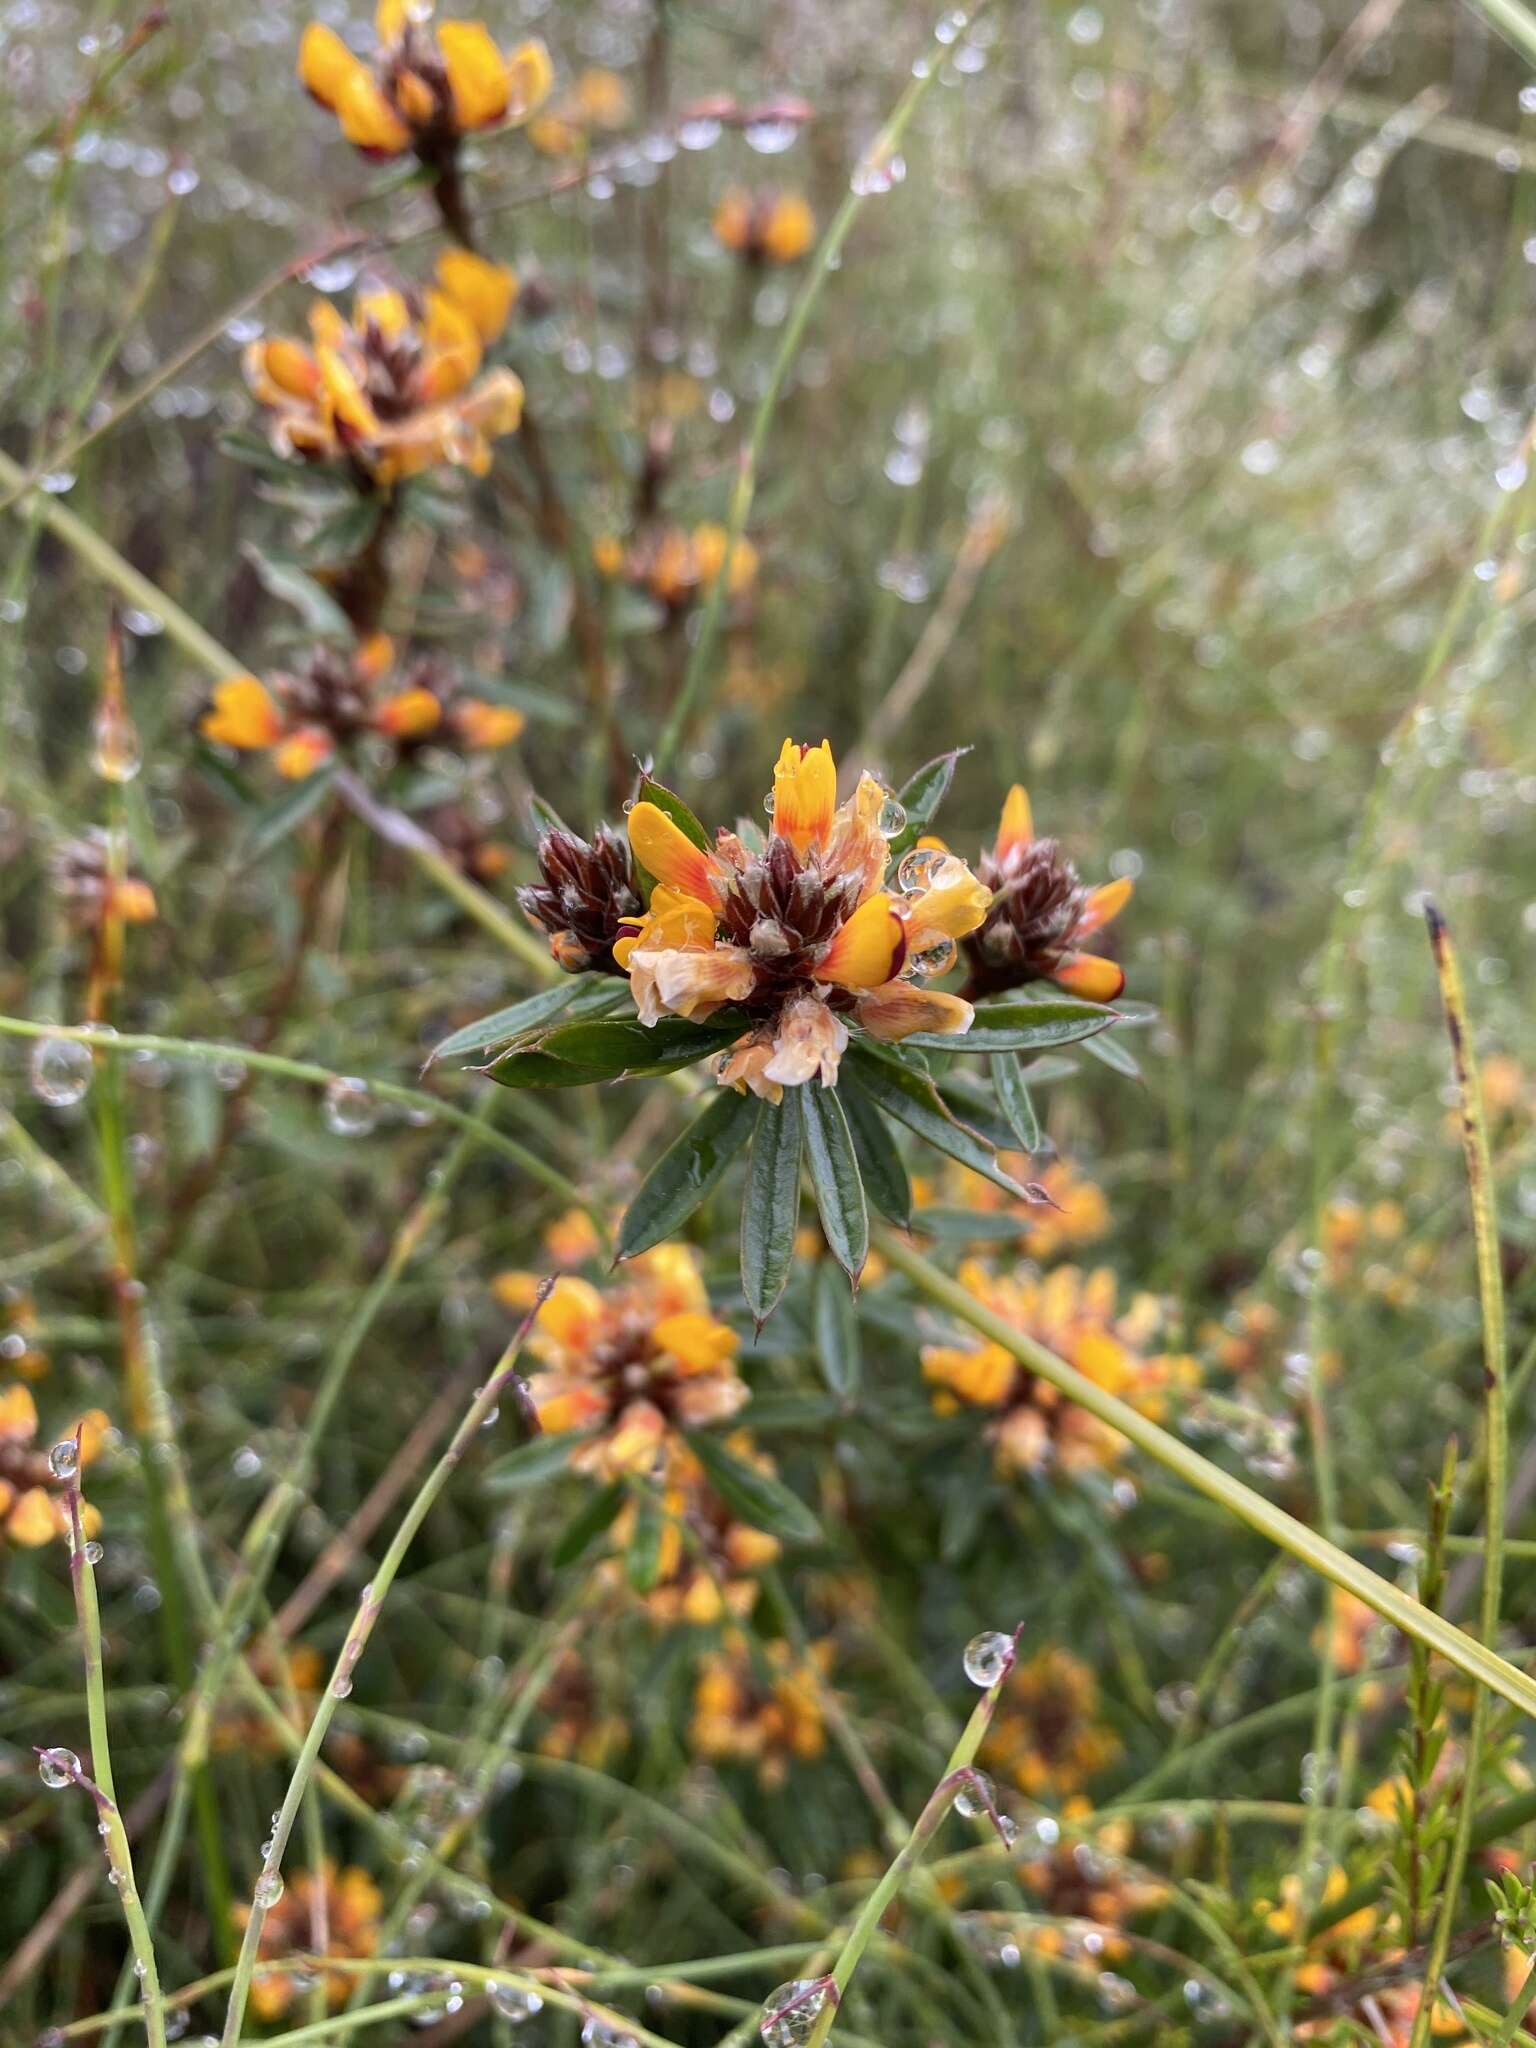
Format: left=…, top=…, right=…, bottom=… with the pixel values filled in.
left=676, top=116, right=722, bottom=151
left=876, top=795, right=907, bottom=838
left=851, top=151, right=906, bottom=197
left=39, top=1747, right=81, bottom=1789
left=743, top=117, right=799, bottom=155
left=897, top=847, right=946, bottom=894
left=323, top=1076, right=377, bottom=1137
left=332, top=1674, right=353, bottom=1699
left=49, top=1439, right=80, bottom=1481
left=30, top=1037, right=94, bottom=1108
left=908, top=930, right=956, bottom=977
left=962, top=1630, right=1012, bottom=1687
left=488, top=1983, right=544, bottom=2024
left=952, top=1769, right=997, bottom=1819
left=759, top=1978, right=830, bottom=2048
left=92, top=707, right=142, bottom=784
left=253, top=1871, right=284, bottom=1908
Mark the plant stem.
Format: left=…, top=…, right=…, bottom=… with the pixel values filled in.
left=0, top=1013, right=593, bottom=1216
left=1493, top=1963, right=1536, bottom=2048
left=805, top=1629, right=1020, bottom=2047
left=1407, top=905, right=1509, bottom=2047
left=64, top=1484, right=167, bottom=2048
left=218, top=1296, right=549, bottom=2046
left=870, top=1223, right=1536, bottom=1720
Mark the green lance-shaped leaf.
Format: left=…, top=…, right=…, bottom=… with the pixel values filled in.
left=844, top=1044, right=1031, bottom=1201
left=903, top=999, right=1119, bottom=1054
left=841, top=1081, right=911, bottom=1226
left=634, top=774, right=711, bottom=849
left=485, top=1013, right=745, bottom=1088
left=991, top=1050, right=1043, bottom=1154
left=812, top=1258, right=862, bottom=1400
left=685, top=1430, right=822, bottom=1545
left=550, top=1478, right=626, bottom=1568
left=1082, top=1029, right=1143, bottom=1080
left=484, top=1430, right=590, bottom=1494
left=427, top=976, right=619, bottom=1068
left=242, top=760, right=339, bottom=861
left=802, top=1085, right=868, bottom=1282
left=741, top=1090, right=803, bottom=1325
left=616, top=1087, right=759, bottom=1259
left=884, top=748, right=967, bottom=860
left=241, top=541, right=354, bottom=639
left=626, top=1485, right=668, bottom=1592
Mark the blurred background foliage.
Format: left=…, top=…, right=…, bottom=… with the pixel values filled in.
left=3, top=0, right=1536, bottom=2041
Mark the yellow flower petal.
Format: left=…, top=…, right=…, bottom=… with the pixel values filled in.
left=995, top=783, right=1034, bottom=862
left=454, top=698, right=525, bottom=749
left=273, top=728, right=335, bottom=780
left=502, top=37, right=554, bottom=122
left=652, top=1311, right=738, bottom=1376
left=1078, top=877, right=1133, bottom=936
left=771, top=737, right=837, bottom=852
left=627, top=802, right=721, bottom=904
left=7, top=1487, right=59, bottom=1547
left=855, top=982, right=973, bottom=1041
left=375, top=0, right=413, bottom=45
left=434, top=248, right=518, bottom=343
left=0, top=1383, right=37, bottom=1440
left=201, top=677, right=283, bottom=751
left=437, top=19, right=513, bottom=129
left=335, top=66, right=412, bottom=154
left=813, top=892, right=905, bottom=989
left=298, top=23, right=365, bottom=112
left=373, top=687, right=442, bottom=739
left=903, top=854, right=991, bottom=939
left=421, top=289, right=483, bottom=398
left=763, top=193, right=815, bottom=262
left=1052, top=951, right=1125, bottom=1002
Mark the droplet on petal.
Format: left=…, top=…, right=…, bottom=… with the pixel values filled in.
left=876, top=794, right=907, bottom=838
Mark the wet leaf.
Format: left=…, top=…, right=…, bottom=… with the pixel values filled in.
left=812, top=1258, right=861, bottom=1399
left=685, top=1429, right=822, bottom=1545
left=842, top=1081, right=911, bottom=1226
left=905, top=999, right=1117, bottom=1053
left=844, top=1045, right=1030, bottom=1200
left=484, top=1430, right=590, bottom=1493
left=741, top=1091, right=803, bottom=1324
left=616, top=1087, right=759, bottom=1258
left=550, top=1479, right=625, bottom=1567
left=802, top=1085, right=868, bottom=1282
left=885, top=748, right=967, bottom=859
left=991, top=1049, right=1043, bottom=1153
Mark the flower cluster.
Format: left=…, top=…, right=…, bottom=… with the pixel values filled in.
left=983, top=1646, right=1122, bottom=1800
left=593, top=522, right=759, bottom=614
left=690, top=1632, right=831, bottom=1787
left=517, top=825, right=644, bottom=974
left=495, top=1246, right=746, bottom=1478
left=201, top=634, right=524, bottom=778
left=527, top=65, right=631, bottom=156
left=959, top=786, right=1131, bottom=1003
left=299, top=0, right=551, bottom=162
left=0, top=1387, right=109, bottom=1549
left=244, top=255, right=522, bottom=487
left=238, top=1861, right=382, bottom=2019
left=52, top=828, right=157, bottom=931
left=922, top=1262, right=1196, bottom=1478
left=608, top=1439, right=783, bottom=1627
left=712, top=189, right=816, bottom=265
left=609, top=738, right=990, bottom=1099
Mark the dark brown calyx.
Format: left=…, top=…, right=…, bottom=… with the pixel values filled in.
left=518, top=825, right=642, bottom=976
